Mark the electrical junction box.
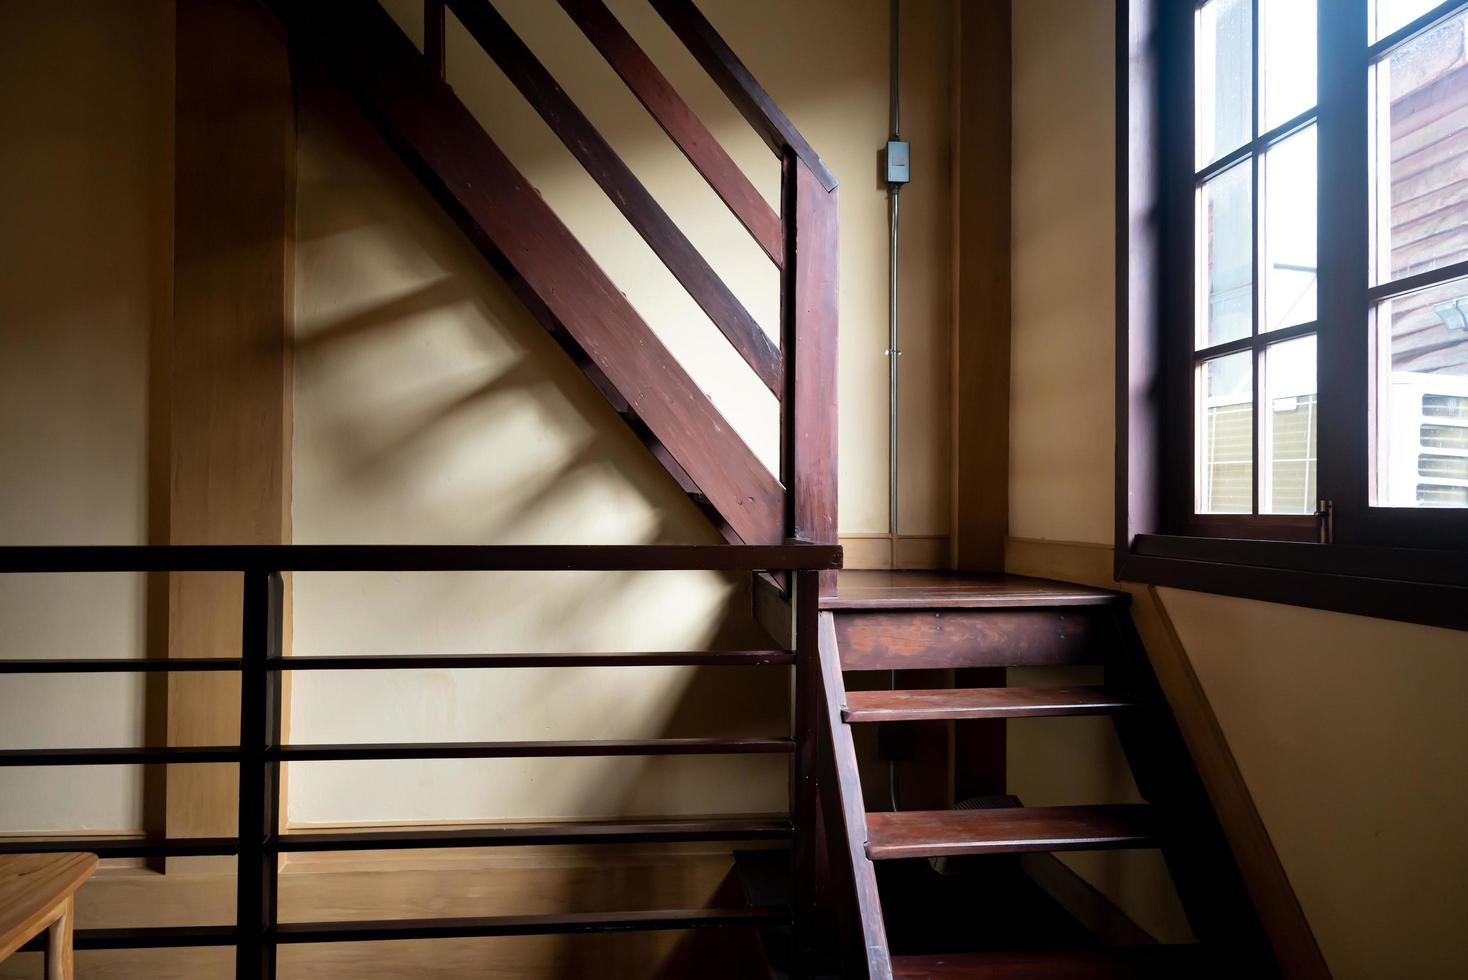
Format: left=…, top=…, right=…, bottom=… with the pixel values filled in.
left=885, top=139, right=910, bottom=184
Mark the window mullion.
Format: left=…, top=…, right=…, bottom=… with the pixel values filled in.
left=1315, top=0, right=1371, bottom=542
left=1251, top=0, right=1262, bottom=516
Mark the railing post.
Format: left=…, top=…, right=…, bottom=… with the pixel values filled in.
left=783, top=150, right=840, bottom=595
left=791, top=568, right=836, bottom=975
left=236, top=570, right=283, bottom=979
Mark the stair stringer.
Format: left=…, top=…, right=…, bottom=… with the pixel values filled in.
left=1103, top=608, right=1284, bottom=978
left=817, top=612, right=893, bottom=980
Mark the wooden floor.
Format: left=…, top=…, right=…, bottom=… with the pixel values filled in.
left=821, top=570, right=1127, bottom=611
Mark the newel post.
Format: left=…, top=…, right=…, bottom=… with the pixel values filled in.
left=782, top=151, right=839, bottom=595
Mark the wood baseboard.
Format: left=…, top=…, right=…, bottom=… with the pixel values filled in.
left=1005, top=537, right=1331, bottom=980
left=839, top=533, right=951, bottom=570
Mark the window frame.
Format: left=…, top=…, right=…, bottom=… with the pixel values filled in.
left=1118, top=0, right=1468, bottom=632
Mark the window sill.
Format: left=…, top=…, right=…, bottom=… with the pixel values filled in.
left=1117, top=534, right=1468, bottom=632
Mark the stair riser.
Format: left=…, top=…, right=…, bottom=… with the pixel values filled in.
left=834, top=609, right=1110, bottom=672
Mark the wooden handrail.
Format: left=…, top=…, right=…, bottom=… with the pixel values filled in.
left=649, top=0, right=838, bottom=192
left=555, top=0, right=784, bottom=266
left=445, top=0, right=781, bottom=394
left=0, top=543, right=842, bottom=574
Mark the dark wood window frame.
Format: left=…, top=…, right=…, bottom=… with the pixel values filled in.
left=1118, top=0, right=1468, bottom=632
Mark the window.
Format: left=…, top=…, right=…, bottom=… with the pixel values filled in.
left=1118, top=0, right=1468, bottom=630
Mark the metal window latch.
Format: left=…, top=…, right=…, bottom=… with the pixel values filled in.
left=1316, top=499, right=1334, bottom=545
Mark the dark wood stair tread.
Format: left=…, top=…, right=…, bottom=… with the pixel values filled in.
left=821, top=571, right=1127, bottom=611
left=843, top=686, right=1138, bottom=723
left=866, top=805, right=1158, bottom=860
left=891, top=947, right=1208, bottom=979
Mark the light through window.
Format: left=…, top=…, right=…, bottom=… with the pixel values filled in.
left=1370, top=4, right=1468, bottom=508
left=1193, top=0, right=1319, bottom=516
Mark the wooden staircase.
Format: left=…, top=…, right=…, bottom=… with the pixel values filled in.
left=809, top=571, right=1282, bottom=979
left=219, top=2, right=1282, bottom=976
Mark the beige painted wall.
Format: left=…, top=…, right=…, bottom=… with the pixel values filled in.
left=1009, top=1, right=1468, bottom=976
left=288, top=69, right=785, bottom=825
left=0, top=0, right=173, bottom=834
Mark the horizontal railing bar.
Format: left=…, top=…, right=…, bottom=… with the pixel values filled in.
left=0, top=544, right=842, bottom=574
left=0, top=658, right=242, bottom=674
left=271, top=907, right=791, bottom=943
left=0, top=746, right=241, bottom=766
left=0, top=837, right=239, bottom=858
left=19, top=925, right=240, bottom=952
left=273, top=817, right=793, bottom=852
left=270, top=651, right=794, bottom=670
left=275, top=738, right=795, bottom=761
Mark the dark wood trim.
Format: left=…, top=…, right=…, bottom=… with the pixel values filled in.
left=1119, top=542, right=1468, bottom=632
left=273, top=818, right=792, bottom=852
left=445, top=0, right=782, bottom=395
left=556, top=0, right=784, bottom=266
left=272, top=738, right=794, bottom=761
left=787, top=154, right=840, bottom=594
left=271, top=907, right=789, bottom=944
left=1116, top=0, right=1166, bottom=576
left=274, top=0, right=785, bottom=546
left=953, top=0, right=1012, bottom=572
left=0, top=543, right=842, bottom=574
left=649, top=0, right=838, bottom=191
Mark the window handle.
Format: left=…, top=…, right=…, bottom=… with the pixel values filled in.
left=1316, top=499, right=1335, bottom=545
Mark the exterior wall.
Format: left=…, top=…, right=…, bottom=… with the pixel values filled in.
left=1008, top=1, right=1468, bottom=976
left=0, top=0, right=173, bottom=834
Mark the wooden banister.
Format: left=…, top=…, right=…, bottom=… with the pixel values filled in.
left=555, top=0, right=784, bottom=266
left=785, top=152, right=840, bottom=592
left=445, top=0, right=782, bottom=394
left=277, top=0, right=784, bottom=546
left=649, top=0, right=838, bottom=192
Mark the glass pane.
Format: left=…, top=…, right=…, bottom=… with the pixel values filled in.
left=1263, top=126, right=1318, bottom=331
left=1262, top=0, right=1317, bottom=130
left=1199, top=352, right=1255, bottom=513
left=1372, top=6, right=1468, bottom=283
left=1199, top=162, right=1254, bottom=348
left=1373, top=0, right=1456, bottom=41
left=1263, top=335, right=1318, bottom=514
left=1197, top=0, right=1253, bottom=168
left=1373, top=277, right=1468, bottom=507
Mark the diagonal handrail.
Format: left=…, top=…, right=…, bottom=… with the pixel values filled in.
left=555, top=0, right=784, bottom=266
left=445, top=0, right=782, bottom=394
left=649, top=0, right=838, bottom=191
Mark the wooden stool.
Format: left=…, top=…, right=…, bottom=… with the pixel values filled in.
left=0, top=853, right=97, bottom=980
